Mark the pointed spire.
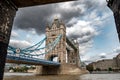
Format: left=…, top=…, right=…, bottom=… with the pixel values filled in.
left=54, top=16, right=58, bottom=21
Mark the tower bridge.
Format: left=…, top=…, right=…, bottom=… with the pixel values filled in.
left=7, top=18, right=82, bottom=74
left=37, top=18, right=82, bottom=74
left=0, top=0, right=84, bottom=79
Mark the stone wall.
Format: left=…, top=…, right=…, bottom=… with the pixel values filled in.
left=107, top=0, right=120, bottom=40
left=88, top=54, right=120, bottom=71
left=45, top=18, right=66, bottom=63
left=36, top=63, right=88, bottom=75
left=0, top=0, right=17, bottom=44
left=0, top=0, right=17, bottom=79
left=116, top=54, right=120, bottom=68
left=93, top=59, right=117, bottom=70
left=45, top=18, right=81, bottom=67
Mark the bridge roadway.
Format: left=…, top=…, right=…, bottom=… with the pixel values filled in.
left=6, top=55, right=60, bottom=66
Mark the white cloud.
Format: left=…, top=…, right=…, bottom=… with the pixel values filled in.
left=11, top=31, right=19, bottom=38
left=58, top=2, right=73, bottom=10
left=66, top=0, right=112, bottom=57
left=9, top=39, right=32, bottom=49
left=30, top=28, right=37, bottom=35
left=82, top=47, right=120, bottom=64
left=113, top=47, right=120, bottom=53
left=99, top=53, right=106, bottom=58
left=81, top=55, right=91, bottom=62
left=67, top=19, right=97, bottom=55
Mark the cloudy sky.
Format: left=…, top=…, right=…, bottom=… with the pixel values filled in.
left=9, top=0, right=120, bottom=64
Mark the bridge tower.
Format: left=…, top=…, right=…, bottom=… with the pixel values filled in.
left=36, top=18, right=88, bottom=75
left=45, top=17, right=66, bottom=63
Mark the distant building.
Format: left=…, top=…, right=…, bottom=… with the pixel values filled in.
left=87, top=53, right=120, bottom=71
left=116, top=54, right=120, bottom=68
left=92, top=59, right=117, bottom=70
left=107, top=0, right=120, bottom=40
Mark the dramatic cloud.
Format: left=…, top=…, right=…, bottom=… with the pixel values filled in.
left=66, top=20, right=97, bottom=54
left=11, top=0, right=114, bottom=61
left=13, top=0, right=106, bottom=33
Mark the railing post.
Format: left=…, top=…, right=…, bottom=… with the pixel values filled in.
left=0, top=0, right=17, bottom=79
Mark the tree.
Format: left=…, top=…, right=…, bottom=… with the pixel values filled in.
left=108, top=67, right=112, bottom=71
left=30, top=66, right=36, bottom=70
left=86, top=65, right=93, bottom=72
left=9, top=67, right=13, bottom=70
left=22, top=66, right=29, bottom=72
left=96, top=68, right=101, bottom=71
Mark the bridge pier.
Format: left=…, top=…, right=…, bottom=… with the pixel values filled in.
left=36, top=63, right=83, bottom=75
left=0, top=0, right=17, bottom=79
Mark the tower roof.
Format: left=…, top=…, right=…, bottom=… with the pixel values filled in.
left=46, top=18, right=66, bottom=29
left=50, top=18, right=63, bottom=29
left=54, top=16, right=58, bottom=20
left=52, top=18, right=60, bottom=28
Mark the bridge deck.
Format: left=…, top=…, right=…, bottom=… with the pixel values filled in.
left=10, top=0, right=75, bottom=7
left=6, top=55, right=60, bottom=66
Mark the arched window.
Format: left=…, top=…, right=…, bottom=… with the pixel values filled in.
left=49, top=55, right=58, bottom=62
left=52, top=34, right=56, bottom=36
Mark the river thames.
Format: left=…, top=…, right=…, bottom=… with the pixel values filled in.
left=3, top=73, right=120, bottom=80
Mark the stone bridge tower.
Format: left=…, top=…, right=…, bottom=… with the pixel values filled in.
left=36, top=18, right=87, bottom=75
left=45, top=18, right=66, bottom=63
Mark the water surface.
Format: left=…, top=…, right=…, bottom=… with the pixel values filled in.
left=3, top=73, right=120, bottom=80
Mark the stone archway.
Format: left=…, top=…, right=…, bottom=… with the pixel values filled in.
left=48, top=55, right=58, bottom=62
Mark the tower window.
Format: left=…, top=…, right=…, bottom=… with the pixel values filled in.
left=52, top=34, right=56, bottom=36
left=59, top=60, right=61, bottom=63
left=73, top=60, right=75, bottom=63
